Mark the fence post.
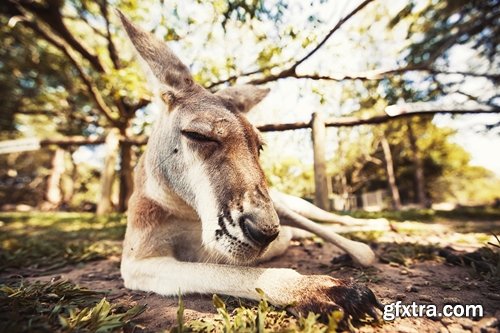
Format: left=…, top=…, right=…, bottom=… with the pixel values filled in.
left=311, top=112, right=330, bottom=210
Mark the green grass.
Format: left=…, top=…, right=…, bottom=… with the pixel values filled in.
left=2, top=208, right=497, bottom=272
left=0, top=279, right=145, bottom=333
left=1, top=210, right=497, bottom=332
left=0, top=212, right=126, bottom=271
left=175, top=292, right=346, bottom=333
left=0, top=214, right=145, bottom=332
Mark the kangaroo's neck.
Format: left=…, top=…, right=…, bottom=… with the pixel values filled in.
left=142, top=150, right=199, bottom=221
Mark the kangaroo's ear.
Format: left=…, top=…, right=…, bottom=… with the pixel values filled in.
left=116, top=10, right=194, bottom=95
left=215, top=85, right=270, bottom=113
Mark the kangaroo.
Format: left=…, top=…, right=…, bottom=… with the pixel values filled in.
left=117, top=11, right=382, bottom=322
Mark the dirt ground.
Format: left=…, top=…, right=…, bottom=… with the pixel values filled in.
left=2, top=218, right=499, bottom=332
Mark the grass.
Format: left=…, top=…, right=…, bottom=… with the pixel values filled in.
left=1, top=208, right=496, bottom=272
left=0, top=213, right=145, bottom=332
left=175, top=291, right=346, bottom=333
left=0, top=279, right=145, bottom=333
left=377, top=242, right=441, bottom=266
left=0, top=212, right=125, bottom=271
left=0, top=212, right=355, bottom=332
left=343, top=207, right=500, bottom=223
left=439, top=239, right=500, bottom=282
left=1, top=210, right=498, bottom=331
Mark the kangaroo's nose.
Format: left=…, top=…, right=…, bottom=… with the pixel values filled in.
left=242, top=216, right=279, bottom=247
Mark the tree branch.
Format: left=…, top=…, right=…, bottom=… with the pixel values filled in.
left=291, top=67, right=500, bottom=82
left=63, top=13, right=108, bottom=39
left=424, top=10, right=500, bottom=66
left=98, top=0, right=121, bottom=69
left=16, top=104, right=498, bottom=149
left=39, top=136, right=148, bottom=147
left=208, top=59, right=498, bottom=89
left=290, top=0, right=374, bottom=70
left=11, top=0, right=107, bottom=73
left=131, top=98, right=151, bottom=112
left=40, top=136, right=106, bottom=147
left=205, top=67, right=271, bottom=90
left=18, top=16, right=119, bottom=126
left=207, top=1, right=498, bottom=88
left=16, top=110, right=58, bottom=116
left=257, top=104, right=500, bottom=132
left=6, top=2, right=119, bottom=126
left=426, top=69, right=500, bottom=82
left=247, top=0, right=374, bottom=85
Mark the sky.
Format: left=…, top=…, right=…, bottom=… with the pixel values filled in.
left=434, top=114, right=500, bottom=176
left=75, top=0, right=500, bottom=177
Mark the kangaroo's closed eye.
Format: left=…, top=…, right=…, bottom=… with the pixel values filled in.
left=181, top=130, right=218, bottom=143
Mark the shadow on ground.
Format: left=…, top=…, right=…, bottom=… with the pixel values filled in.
left=0, top=211, right=499, bottom=332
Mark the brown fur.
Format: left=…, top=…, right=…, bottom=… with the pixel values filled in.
left=117, top=11, right=382, bottom=323
left=127, top=159, right=170, bottom=229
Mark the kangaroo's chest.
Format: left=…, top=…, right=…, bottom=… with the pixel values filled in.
left=170, top=219, right=207, bottom=262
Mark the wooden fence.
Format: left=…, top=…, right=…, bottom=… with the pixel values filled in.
left=1, top=103, right=499, bottom=212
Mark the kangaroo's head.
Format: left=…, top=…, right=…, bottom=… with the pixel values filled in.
left=119, top=12, right=280, bottom=264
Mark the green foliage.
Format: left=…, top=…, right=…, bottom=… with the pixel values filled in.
left=435, top=165, right=500, bottom=205
left=257, top=45, right=283, bottom=69
left=0, top=0, right=498, bottom=211
left=173, top=291, right=185, bottom=333
left=406, top=120, right=500, bottom=205
left=328, top=80, right=500, bottom=206
left=101, top=66, right=150, bottom=106
left=0, top=212, right=125, bottom=271
left=68, top=161, right=103, bottom=209
left=59, top=297, right=145, bottom=332
left=321, top=0, right=499, bottom=207
left=0, top=279, right=145, bottom=333
left=0, top=11, right=98, bottom=137
left=216, top=0, right=288, bottom=29
left=261, top=155, right=314, bottom=198
left=177, top=290, right=343, bottom=333
left=392, top=0, right=500, bottom=65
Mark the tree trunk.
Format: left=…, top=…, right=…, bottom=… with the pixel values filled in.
left=62, top=148, right=76, bottom=206
left=97, top=129, right=120, bottom=215
left=340, top=173, right=350, bottom=210
left=118, top=142, right=134, bottom=212
left=311, top=112, right=330, bottom=210
left=46, top=147, right=65, bottom=207
left=407, top=121, right=430, bottom=208
left=380, top=134, right=402, bottom=210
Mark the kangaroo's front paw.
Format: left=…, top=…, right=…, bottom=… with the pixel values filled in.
left=288, top=275, right=382, bottom=322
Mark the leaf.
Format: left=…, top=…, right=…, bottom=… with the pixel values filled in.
left=1, top=279, right=145, bottom=333
left=212, top=294, right=226, bottom=310
left=176, top=291, right=184, bottom=333
left=327, top=310, right=343, bottom=332
left=58, top=314, right=69, bottom=328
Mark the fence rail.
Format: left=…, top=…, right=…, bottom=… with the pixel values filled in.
left=2, top=103, right=499, bottom=211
